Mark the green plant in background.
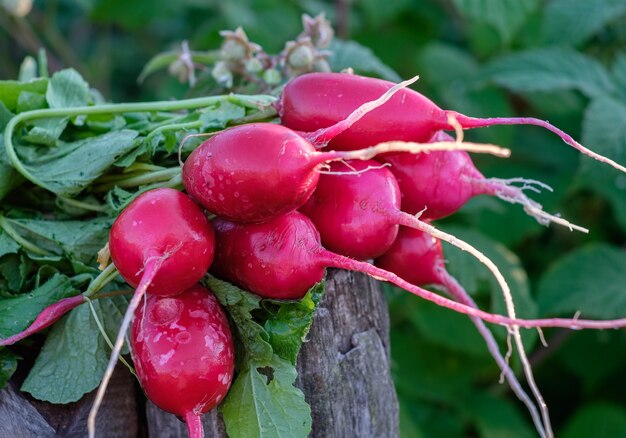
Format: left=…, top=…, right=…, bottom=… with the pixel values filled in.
left=2, top=0, right=626, bottom=437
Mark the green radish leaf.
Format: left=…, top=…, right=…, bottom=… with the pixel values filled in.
left=18, top=130, right=139, bottom=196
left=0, top=273, right=78, bottom=339
left=0, top=78, right=48, bottom=112
left=18, top=56, right=38, bottom=82
left=0, top=253, right=30, bottom=293
left=206, top=275, right=274, bottom=363
left=220, top=355, right=312, bottom=438
left=462, top=392, right=534, bottom=438
left=482, top=48, right=615, bottom=98
left=9, top=217, right=112, bottom=265
left=544, top=0, right=626, bottom=46
left=328, top=39, right=402, bottom=82
left=452, top=0, right=539, bottom=44
left=0, top=349, right=18, bottom=389
left=21, top=296, right=128, bottom=403
left=22, top=118, right=69, bottom=146
left=0, top=229, right=20, bottom=258
left=263, top=281, right=324, bottom=365
left=199, top=100, right=246, bottom=130
left=537, top=244, right=626, bottom=319
left=16, top=91, right=47, bottom=113
left=45, top=69, right=91, bottom=109
left=561, top=403, right=626, bottom=438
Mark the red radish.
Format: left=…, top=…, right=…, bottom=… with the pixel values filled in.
left=109, top=188, right=215, bottom=295
left=299, top=160, right=401, bottom=260
left=211, top=214, right=326, bottom=299
left=0, top=295, right=84, bottom=346
left=89, top=188, right=216, bottom=437
left=379, top=131, right=587, bottom=231
left=278, top=72, right=626, bottom=173
left=182, top=123, right=507, bottom=223
left=131, top=284, right=234, bottom=438
left=375, top=227, right=550, bottom=437
left=297, top=159, right=552, bottom=434
left=211, top=210, right=626, bottom=330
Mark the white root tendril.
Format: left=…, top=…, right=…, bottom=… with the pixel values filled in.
left=470, top=176, right=588, bottom=234
left=438, top=276, right=547, bottom=438
left=88, top=256, right=164, bottom=438
left=399, top=216, right=553, bottom=438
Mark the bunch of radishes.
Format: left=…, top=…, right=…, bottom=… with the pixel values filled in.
left=9, top=70, right=626, bottom=438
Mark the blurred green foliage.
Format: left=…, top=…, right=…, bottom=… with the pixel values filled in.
left=3, top=0, right=626, bottom=436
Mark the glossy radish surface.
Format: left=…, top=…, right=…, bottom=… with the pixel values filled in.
left=91, top=188, right=216, bottom=433
left=182, top=123, right=469, bottom=224
left=131, top=284, right=234, bottom=437
left=278, top=72, right=626, bottom=174
left=380, top=150, right=484, bottom=220
left=109, top=188, right=215, bottom=296
left=212, top=213, right=326, bottom=299
left=299, top=160, right=400, bottom=260
left=374, top=226, right=443, bottom=286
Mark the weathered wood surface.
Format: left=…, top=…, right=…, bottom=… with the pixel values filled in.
left=0, top=364, right=137, bottom=438
left=146, top=269, right=399, bottom=438
left=0, top=270, right=398, bottom=437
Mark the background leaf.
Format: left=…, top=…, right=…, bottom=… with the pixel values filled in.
left=482, top=48, right=615, bottom=98
left=453, top=0, right=539, bottom=44
left=537, top=244, right=626, bottom=318
left=328, top=40, right=402, bottom=82
left=561, top=403, right=626, bottom=438
left=544, top=0, right=626, bottom=46
left=0, top=349, right=18, bottom=389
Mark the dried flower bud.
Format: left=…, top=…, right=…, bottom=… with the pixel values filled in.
left=300, top=13, right=334, bottom=49
left=219, top=27, right=261, bottom=61
left=168, top=59, right=190, bottom=84
left=212, top=61, right=234, bottom=88
left=286, top=41, right=315, bottom=70
left=245, top=57, right=263, bottom=74
left=263, top=68, right=282, bottom=86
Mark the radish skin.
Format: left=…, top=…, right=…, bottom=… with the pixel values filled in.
left=88, top=188, right=216, bottom=438
left=279, top=72, right=626, bottom=174
left=130, top=285, right=235, bottom=438
left=212, top=210, right=626, bottom=329
left=183, top=123, right=508, bottom=224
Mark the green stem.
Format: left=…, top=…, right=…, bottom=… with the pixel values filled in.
left=0, top=215, right=51, bottom=256
left=94, top=167, right=181, bottom=191
left=122, top=163, right=166, bottom=173
left=57, top=196, right=108, bottom=212
left=4, top=94, right=276, bottom=192
left=144, top=120, right=203, bottom=148
left=84, top=263, right=119, bottom=298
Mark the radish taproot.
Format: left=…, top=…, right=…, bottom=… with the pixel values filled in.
left=131, top=284, right=234, bottom=438
left=375, top=226, right=550, bottom=436
left=88, top=188, right=216, bottom=437
left=278, top=72, right=626, bottom=173
left=182, top=123, right=508, bottom=223
left=379, top=131, right=586, bottom=231
left=211, top=210, right=626, bottom=329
